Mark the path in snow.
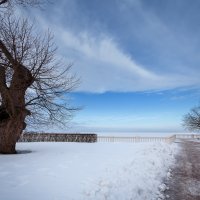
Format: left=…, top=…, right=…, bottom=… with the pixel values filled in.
left=165, top=140, right=200, bottom=200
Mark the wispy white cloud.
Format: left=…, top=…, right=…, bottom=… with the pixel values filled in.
left=61, top=31, right=157, bottom=78
left=60, top=30, right=160, bottom=76
left=56, top=27, right=198, bottom=92
left=19, top=1, right=200, bottom=93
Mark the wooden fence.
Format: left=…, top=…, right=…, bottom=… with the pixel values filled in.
left=18, top=133, right=200, bottom=144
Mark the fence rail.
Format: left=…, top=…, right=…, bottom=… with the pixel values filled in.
left=97, top=135, right=175, bottom=143
left=97, top=134, right=199, bottom=143
left=18, top=133, right=200, bottom=144
left=175, top=134, right=200, bottom=139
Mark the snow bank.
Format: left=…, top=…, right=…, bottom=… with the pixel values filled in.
left=0, top=142, right=179, bottom=200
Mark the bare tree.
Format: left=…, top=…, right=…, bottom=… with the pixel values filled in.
left=183, top=106, right=200, bottom=132
left=0, top=15, right=79, bottom=154
left=0, top=0, right=42, bottom=7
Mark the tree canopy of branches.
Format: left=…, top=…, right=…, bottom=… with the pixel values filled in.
left=0, top=0, right=41, bottom=8
left=183, top=106, right=200, bottom=132
left=0, top=8, right=79, bottom=153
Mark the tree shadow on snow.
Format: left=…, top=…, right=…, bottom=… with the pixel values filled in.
left=16, top=150, right=33, bottom=154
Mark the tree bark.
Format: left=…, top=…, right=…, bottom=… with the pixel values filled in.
left=0, top=66, right=33, bottom=154
left=0, top=37, right=34, bottom=154
left=0, top=87, right=31, bottom=154
left=0, top=111, right=26, bottom=154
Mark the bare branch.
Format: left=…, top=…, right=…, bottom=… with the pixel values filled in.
left=183, top=106, right=200, bottom=132
left=0, top=15, right=79, bottom=129
left=0, top=0, right=43, bottom=7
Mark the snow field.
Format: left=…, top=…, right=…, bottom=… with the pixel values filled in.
left=0, top=142, right=179, bottom=200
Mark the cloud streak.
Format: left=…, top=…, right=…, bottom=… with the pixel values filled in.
left=56, top=27, right=198, bottom=92
left=20, top=0, right=200, bottom=93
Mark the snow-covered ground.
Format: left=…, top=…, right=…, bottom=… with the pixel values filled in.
left=0, top=142, right=179, bottom=200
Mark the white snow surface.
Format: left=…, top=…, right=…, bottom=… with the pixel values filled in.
left=0, top=142, right=179, bottom=200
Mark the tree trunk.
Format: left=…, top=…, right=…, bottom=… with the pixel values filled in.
left=0, top=38, right=34, bottom=154
left=0, top=111, right=26, bottom=154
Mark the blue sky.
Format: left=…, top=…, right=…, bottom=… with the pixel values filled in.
left=22, top=0, right=200, bottom=134
left=70, top=89, right=200, bottom=134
